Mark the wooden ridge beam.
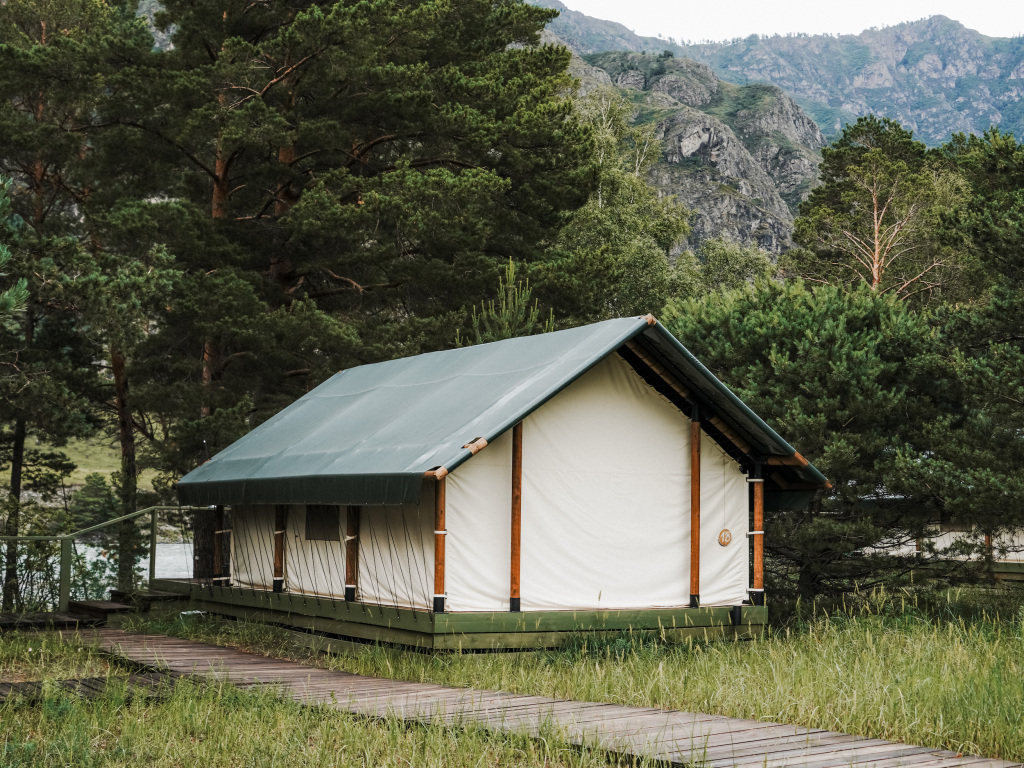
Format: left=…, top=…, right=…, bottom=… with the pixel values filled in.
left=766, top=451, right=809, bottom=468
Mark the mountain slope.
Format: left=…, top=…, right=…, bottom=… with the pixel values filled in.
left=577, top=51, right=826, bottom=251
left=534, top=2, right=1024, bottom=146
left=531, top=0, right=685, bottom=56
left=674, top=17, right=1024, bottom=145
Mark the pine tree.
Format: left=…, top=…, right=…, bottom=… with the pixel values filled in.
left=0, top=0, right=169, bottom=593
left=664, top=281, right=967, bottom=600
left=537, top=88, right=689, bottom=323
left=788, top=115, right=978, bottom=304
left=124, top=0, right=597, bottom=474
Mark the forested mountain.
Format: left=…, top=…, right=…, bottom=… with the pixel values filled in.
left=533, top=1, right=1024, bottom=146
left=565, top=47, right=825, bottom=251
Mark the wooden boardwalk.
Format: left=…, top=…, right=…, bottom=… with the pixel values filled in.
left=75, top=630, right=1018, bottom=768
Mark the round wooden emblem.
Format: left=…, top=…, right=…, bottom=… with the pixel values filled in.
left=718, top=529, right=732, bottom=546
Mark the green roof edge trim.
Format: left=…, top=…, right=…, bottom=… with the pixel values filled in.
left=647, top=324, right=830, bottom=488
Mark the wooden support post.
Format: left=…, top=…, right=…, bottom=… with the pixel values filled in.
left=510, top=422, right=523, bottom=612
left=273, top=504, right=288, bottom=593
left=690, top=403, right=701, bottom=608
left=434, top=476, right=446, bottom=613
left=345, top=505, right=360, bottom=602
left=749, top=462, right=765, bottom=606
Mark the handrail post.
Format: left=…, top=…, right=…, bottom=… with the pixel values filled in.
left=150, top=507, right=158, bottom=583
left=59, top=537, right=72, bottom=612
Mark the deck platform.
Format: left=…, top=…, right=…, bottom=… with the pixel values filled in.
left=0, top=612, right=103, bottom=631
left=76, top=629, right=1021, bottom=768
left=151, top=578, right=765, bottom=650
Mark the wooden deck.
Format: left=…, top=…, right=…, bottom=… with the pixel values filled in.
left=77, top=630, right=1019, bottom=768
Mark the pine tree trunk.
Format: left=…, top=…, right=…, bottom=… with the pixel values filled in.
left=2, top=418, right=26, bottom=612
left=193, top=131, right=228, bottom=572
left=111, top=346, right=138, bottom=592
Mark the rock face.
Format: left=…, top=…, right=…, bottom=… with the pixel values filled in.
left=582, top=52, right=826, bottom=252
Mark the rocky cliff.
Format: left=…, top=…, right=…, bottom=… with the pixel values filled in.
left=578, top=51, right=826, bottom=252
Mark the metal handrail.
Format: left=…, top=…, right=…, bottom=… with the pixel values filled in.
left=0, top=505, right=212, bottom=612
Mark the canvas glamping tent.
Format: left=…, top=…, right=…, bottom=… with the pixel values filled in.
left=162, top=315, right=827, bottom=650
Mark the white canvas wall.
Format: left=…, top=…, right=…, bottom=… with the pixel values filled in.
left=230, top=505, right=277, bottom=590
left=698, top=434, right=750, bottom=605
left=446, top=353, right=750, bottom=612
left=285, top=504, right=347, bottom=598
left=357, top=483, right=435, bottom=610
left=446, top=430, right=513, bottom=611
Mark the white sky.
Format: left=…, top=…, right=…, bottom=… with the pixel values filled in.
left=558, top=1, right=1024, bottom=43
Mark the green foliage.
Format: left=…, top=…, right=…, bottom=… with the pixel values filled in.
left=535, top=88, right=689, bottom=322
left=68, top=473, right=117, bottom=533
left=790, top=116, right=980, bottom=304
left=458, top=260, right=553, bottom=346
left=674, top=237, right=777, bottom=299
left=662, top=280, right=1008, bottom=597
left=0, top=179, right=27, bottom=316
left=939, top=127, right=1024, bottom=287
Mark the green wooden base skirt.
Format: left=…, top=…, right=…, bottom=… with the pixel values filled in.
left=151, top=579, right=766, bottom=650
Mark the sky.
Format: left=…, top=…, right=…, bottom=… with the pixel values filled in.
left=557, top=1, right=1024, bottom=43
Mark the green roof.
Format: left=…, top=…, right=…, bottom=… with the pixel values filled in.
left=177, top=316, right=827, bottom=508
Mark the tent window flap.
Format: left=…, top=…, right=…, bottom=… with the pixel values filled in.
left=305, top=505, right=341, bottom=541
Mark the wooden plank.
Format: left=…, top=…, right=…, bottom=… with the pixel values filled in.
left=213, top=505, right=225, bottom=579
left=436, top=606, right=738, bottom=634
left=705, top=735, right=891, bottom=765
left=274, top=505, right=288, bottom=592
left=752, top=474, right=765, bottom=598
left=185, top=598, right=438, bottom=649
left=154, top=577, right=768, bottom=641
left=745, top=744, right=942, bottom=768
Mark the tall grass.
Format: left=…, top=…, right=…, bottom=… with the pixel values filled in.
left=0, top=632, right=118, bottom=682
left=121, top=588, right=1024, bottom=762
left=0, top=679, right=647, bottom=768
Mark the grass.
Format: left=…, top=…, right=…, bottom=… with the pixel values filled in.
left=28, top=436, right=158, bottom=490
left=0, top=629, right=646, bottom=767
left=0, top=632, right=120, bottom=682
left=118, top=588, right=1024, bottom=763
left=1, top=678, right=641, bottom=768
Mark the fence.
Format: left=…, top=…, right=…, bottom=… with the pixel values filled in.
left=0, top=505, right=209, bottom=613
